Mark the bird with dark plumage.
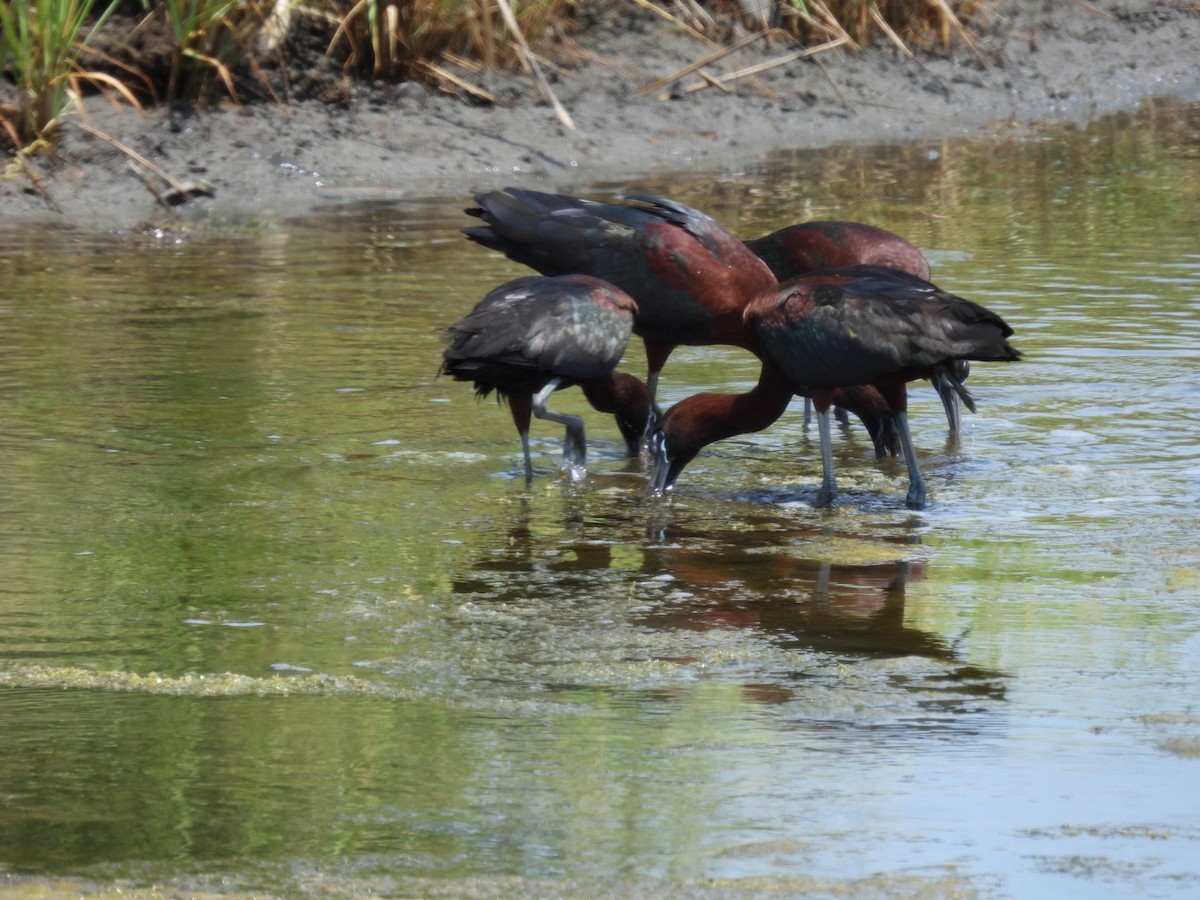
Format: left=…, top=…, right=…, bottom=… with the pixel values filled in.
left=440, top=274, right=651, bottom=481
left=746, top=220, right=932, bottom=283
left=650, top=265, right=1021, bottom=509
left=464, top=188, right=775, bottom=403
left=463, top=188, right=900, bottom=456
left=746, top=220, right=970, bottom=437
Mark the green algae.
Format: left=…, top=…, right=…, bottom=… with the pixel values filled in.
left=0, top=664, right=405, bottom=698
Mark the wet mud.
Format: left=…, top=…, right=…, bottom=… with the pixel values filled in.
left=3, top=1, right=1199, bottom=227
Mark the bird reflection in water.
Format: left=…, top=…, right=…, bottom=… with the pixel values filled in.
left=452, top=506, right=1003, bottom=696
left=637, top=534, right=942, bottom=660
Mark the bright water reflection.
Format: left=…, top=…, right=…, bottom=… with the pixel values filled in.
left=1, top=99, right=1199, bottom=897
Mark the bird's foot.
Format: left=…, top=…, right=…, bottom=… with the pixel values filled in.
left=813, top=486, right=836, bottom=508
left=560, top=428, right=588, bottom=482
left=562, top=460, right=587, bottom=483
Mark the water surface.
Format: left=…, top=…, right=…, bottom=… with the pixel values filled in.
left=1, top=98, right=1199, bottom=898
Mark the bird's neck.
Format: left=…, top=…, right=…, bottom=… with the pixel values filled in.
left=581, top=372, right=653, bottom=452
left=663, top=360, right=794, bottom=453
left=581, top=372, right=649, bottom=416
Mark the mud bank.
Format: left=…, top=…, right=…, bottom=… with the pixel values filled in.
left=2, top=0, right=1199, bottom=228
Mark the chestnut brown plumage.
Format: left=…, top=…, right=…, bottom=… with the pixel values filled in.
left=463, top=188, right=899, bottom=455
left=650, top=266, right=1021, bottom=509
left=746, top=220, right=969, bottom=437
left=746, top=220, right=932, bottom=283
left=440, top=274, right=651, bottom=480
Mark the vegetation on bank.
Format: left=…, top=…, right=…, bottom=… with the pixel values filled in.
left=2, top=0, right=993, bottom=154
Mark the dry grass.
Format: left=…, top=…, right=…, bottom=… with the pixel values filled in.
left=710, top=0, right=993, bottom=51
left=3, top=0, right=996, bottom=154
left=323, top=0, right=577, bottom=82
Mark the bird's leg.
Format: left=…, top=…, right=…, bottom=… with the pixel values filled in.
left=532, top=378, right=587, bottom=482
left=519, top=429, right=534, bottom=481
left=811, top=400, right=859, bottom=434
left=643, top=340, right=674, bottom=441
left=645, top=369, right=661, bottom=414
left=508, top=392, right=536, bottom=480
left=807, top=399, right=850, bottom=430
left=894, top=410, right=928, bottom=509
left=635, top=369, right=663, bottom=458
left=814, top=407, right=838, bottom=508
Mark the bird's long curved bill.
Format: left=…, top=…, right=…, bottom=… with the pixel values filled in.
left=646, top=433, right=673, bottom=497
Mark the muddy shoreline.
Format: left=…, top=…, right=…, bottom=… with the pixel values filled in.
left=3, top=0, right=1199, bottom=228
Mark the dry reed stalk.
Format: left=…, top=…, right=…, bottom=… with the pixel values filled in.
left=624, top=0, right=722, bottom=49
left=72, top=119, right=194, bottom=197
left=926, top=0, right=984, bottom=63
left=421, top=60, right=503, bottom=104
left=326, top=0, right=367, bottom=70
left=696, top=68, right=734, bottom=92
left=668, top=36, right=849, bottom=98
left=0, top=115, right=22, bottom=148
left=676, top=0, right=719, bottom=35
left=441, top=51, right=484, bottom=73
left=13, top=152, right=61, bottom=211
left=525, top=48, right=573, bottom=79
left=640, top=31, right=762, bottom=96
left=68, top=71, right=144, bottom=117
left=808, top=0, right=859, bottom=48
left=869, top=5, right=914, bottom=58
left=494, top=0, right=574, bottom=130
left=1070, top=0, right=1115, bottom=19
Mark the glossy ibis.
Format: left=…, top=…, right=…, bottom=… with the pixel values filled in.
left=464, top=188, right=775, bottom=403
left=463, top=188, right=899, bottom=455
left=746, top=220, right=932, bottom=283
left=650, top=265, right=1020, bottom=508
left=440, top=274, right=651, bottom=481
left=746, top=220, right=969, bottom=437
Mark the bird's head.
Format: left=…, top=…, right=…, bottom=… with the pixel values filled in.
left=646, top=417, right=698, bottom=497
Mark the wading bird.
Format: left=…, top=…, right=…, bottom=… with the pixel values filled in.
left=746, top=220, right=932, bottom=283
left=440, top=274, right=651, bottom=481
left=649, top=265, right=1020, bottom=509
left=463, top=188, right=899, bottom=455
left=746, top=220, right=969, bottom=436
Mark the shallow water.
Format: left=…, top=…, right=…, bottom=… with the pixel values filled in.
left=1, top=99, right=1199, bottom=898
